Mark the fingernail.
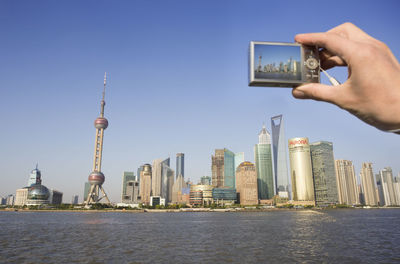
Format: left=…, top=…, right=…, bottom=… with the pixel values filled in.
left=293, top=89, right=306, bottom=99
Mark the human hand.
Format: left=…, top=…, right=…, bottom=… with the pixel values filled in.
left=292, top=22, right=400, bottom=132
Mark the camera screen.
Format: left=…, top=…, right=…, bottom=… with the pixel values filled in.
left=254, top=44, right=301, bottom=81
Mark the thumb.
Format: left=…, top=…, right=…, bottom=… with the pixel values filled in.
left=292, top=83, right=341, bottom=104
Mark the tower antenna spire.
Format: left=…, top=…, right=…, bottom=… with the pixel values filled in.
left=100, top=72, right=107, bottom=117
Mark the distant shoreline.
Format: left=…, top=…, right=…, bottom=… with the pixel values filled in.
left=2, top=207, right=400, bottom=213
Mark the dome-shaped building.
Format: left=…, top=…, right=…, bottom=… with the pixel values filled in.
left=26, top=184, right=50, bottom=206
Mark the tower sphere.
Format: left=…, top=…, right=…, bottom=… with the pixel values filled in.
left=94, top=117, right=108, bottom=129
left=88, top=171, right=105, bottom=185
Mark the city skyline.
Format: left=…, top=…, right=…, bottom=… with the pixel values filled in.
left=1, top=1, right=400, bottom=203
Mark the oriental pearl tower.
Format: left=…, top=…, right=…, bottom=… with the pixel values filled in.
left=85, top=73, right=111, bottom=205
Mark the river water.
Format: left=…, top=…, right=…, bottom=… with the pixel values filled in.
left=1, top=209, right=399, bottom=263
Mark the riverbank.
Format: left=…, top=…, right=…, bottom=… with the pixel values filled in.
left=2, top=206, right=399, bottom=213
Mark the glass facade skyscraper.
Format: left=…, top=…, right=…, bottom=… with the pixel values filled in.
left=121, top=171, right=135, bottom=199
left=271, top=115, right=290, bottom=198
left=212, top=148, right=240, bottom=189
left=224, top=149, right=236, bottom=189
left=254, top=125, right=274, bottom=199
left=234, top=152, right=244, bottom=172
left=28, top=165, right=42, bottom=187
left=310, top=141, right=338, bottom=206
left=176, top=153, right=184, bottom=179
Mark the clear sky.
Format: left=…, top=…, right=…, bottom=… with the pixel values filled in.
left=254, top=45, right=301, bottom=66
left=1, top=0, right=400, bottom=203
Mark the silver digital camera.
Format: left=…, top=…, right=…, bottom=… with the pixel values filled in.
left=249, top=41, right=320, bottom=87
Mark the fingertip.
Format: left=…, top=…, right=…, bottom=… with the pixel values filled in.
left=292, top=88, right=306, bottom=99
left=294, top=34, right=306, bottom=43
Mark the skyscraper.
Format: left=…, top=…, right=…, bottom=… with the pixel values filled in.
left=211, top=149, right=236, bottom=188
left=140, top=164, right=152, bottom=205
left=288, top=138, right=314, bottom=202
left=378, top=167, right=397, bottom=206
left=234, top=152, right=245, bottom=172
left=85, top=73, right=111, bottom=205
left=164, top=163, right=175, bottom=203
left=310, top=141, right=339, bottom=205
left=83, top=182, right=90, bottom=202
left=71, top=195, right=79, bottom=204
left=137, top=165, right=144, bottom=184
left=28, top=164, right=41, bottom=186
left=122, top=180, right=140, bottom=204
left=176, top=153, right=184, bottom=179
left=254, top=125, right=274, bottom=200
left=236, top=161, right=258, bottom=205
left=152, top=158, right=174, bottom=202
left=172, top=173, right=188, bottom=204
left=394, top=176, right=400, bottom=206
left=360, top=162, right=378, bottom=206
left=121, top=171, right=135, bottom=200
left=335, top=160, right=359, bottom=205
left=152, top=159, right=164, bottom=197
left=271, top=115, right=290, bottom=198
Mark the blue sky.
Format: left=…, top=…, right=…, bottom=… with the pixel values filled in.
left=1, top=0, right=400, bottom=202
left=254, top=45, right=300, bottom=66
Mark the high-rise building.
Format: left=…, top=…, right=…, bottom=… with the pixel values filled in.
left=166, top=166, right=175, bottom=204
left=5, top=194, right=15, bottom=206
left=152, top=159, right=163, bottom=197
left=152, top=158, right=174, bottom=203
left=376, top=173, right=385, bottom=206
left=310, top=141, right=339, bottom=206
left=83, top=182, right=90, bottom=202
left=360, top=162, right=378, bottom=206
left=234, top=152, right=245, bottom=172
left=85, top=73, right=111, bottom=205
left=49, top=189, right=63, bottom=204
left=140, top=164, right=152, bottom=205
left=335, top=160, right=359, bottom=205
left=236, top=161, right=258, bottom=205
left=172, top=174, right=188, bottom=204
left=288, top=138, right=315, bottom=202
left=254, top=125, right=274, bottom=200
left=211, top=149, right=236, bottom=188
left=15, top=188, right=28, bottom=206
left=212, top=149, right=225, bottom=187
left=121, top=171, right=135, bottom=200
left=28, top=164, right=42, bottom=186
left=377, top=167, right=398, bottom=206
left=271, top=115, right=290, bottom=198
left=71, top=195, right=79, bottom=205
left=122, top=180, right=140, bottom=204
left=394, top=176, right=400, bottom=206
left=137, top=165, right=144, bottom=184
left=176, top=153, right=184, bottom=179
left=200, top=176, right=211, bottom=185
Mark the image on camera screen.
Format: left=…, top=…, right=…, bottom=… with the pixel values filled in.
left=254, top=44, right=301, bottom=81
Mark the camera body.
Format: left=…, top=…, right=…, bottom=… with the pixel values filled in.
left=249, top=41, right=320, bottom=87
